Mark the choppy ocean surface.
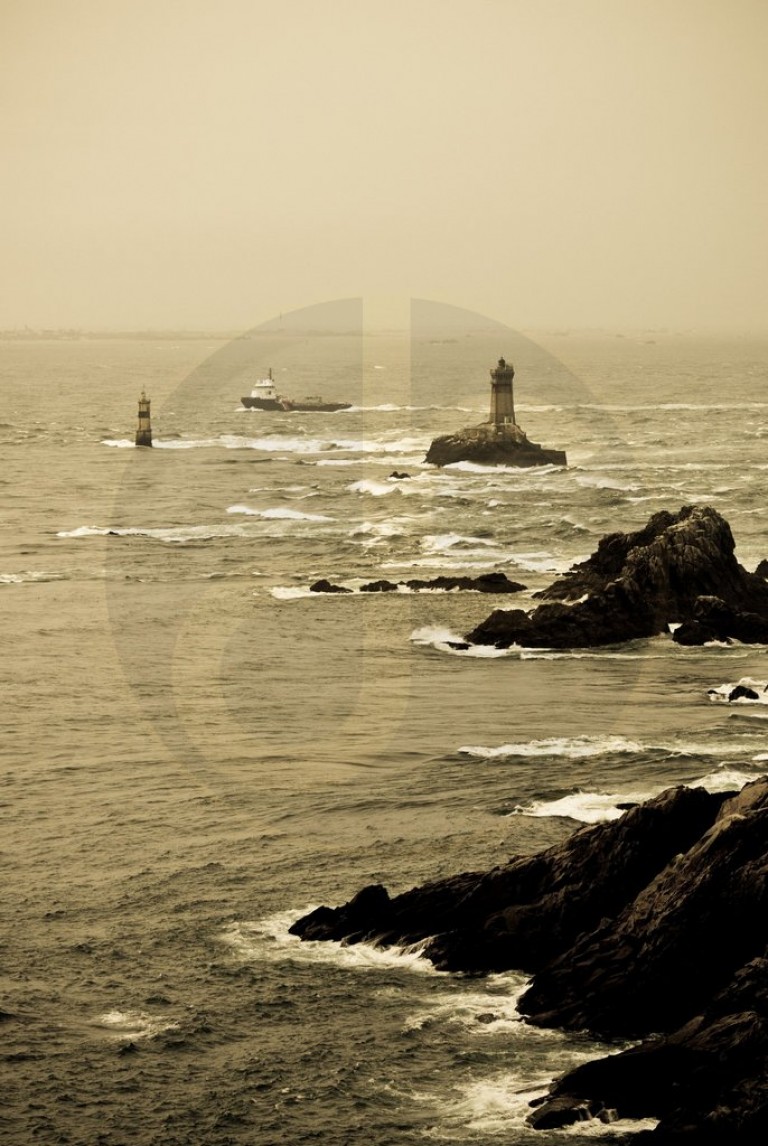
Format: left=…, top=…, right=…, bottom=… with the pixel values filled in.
left=2, top=314, right=767, bottom=1145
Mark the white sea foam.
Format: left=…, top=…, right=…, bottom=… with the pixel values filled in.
left=95, top=1009, right=179, bottom=1041
left=1, top=570, right=66, bottom=584
left=421, top=533, right=496, bottom=553
left=390, top=548, right=563, bottom=574
left=387, top=558, right=507, bottom=571
left=707, top=677, right=768, bottom=704
left=226, top=504, right=333, bottom=522
left=347, top=476, right=432, bottom=497
left=349, top=519, right=411, bottom=541
left=509, top=551, right=567, bottom=574
left=404, top=975, right=529, bottom=1035
left=410, top=625, right=513, bottom=657
left=578, top=401, right=768, bottom=412
left=424, top=1065, right=657, bottom=1138
left=270, top=586, right=318, bottom=600
left=689, top=766, right=766, bottom=792
left=459, top=736, right=645, bottom=760
left=314, top=453, right=427, bottom=468
left=423, top=1074, right=551, bottom=1137
left=57, top=523, right=251, bottom=543
left=576, top=474, right=640, bottom=492
left=105, top=432, right=430, bottom=456
left=347, top=479, right=408, bottom=497
left=511, top=763, right=765, bottom=824
left=512, top=791, right=653, bottom=824
left=345, top=402, right=475, bottom=412
left=461, top=735, right=768, bottom=762
left=345, top=403, right=400, bottom=412
left=222, top=910, right=437, bottom=974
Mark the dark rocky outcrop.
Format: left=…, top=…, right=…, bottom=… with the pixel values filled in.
left=755, top=558, right=768, bottom=579
left=706, top=678, right=767, bottom=704
left=290, top=785, right=729, bottom=974
left=673, top=596, right=768, bottom=646
left=728, top=684, right=761, bottom=701
left=465, top=506, right=768, bottom=649
left=309, top=573, right=526, bottom=594
left=360, top=572, right=526, bottom=594
left=518, top=779, right=768, bottom=1037
left=291, top=778, right=768, bottom=1142
left=425, top=421, right=566, bottom=468
left=308, top=579, right=352, bottom=594
left=527, top=962, right=768, bottom=1141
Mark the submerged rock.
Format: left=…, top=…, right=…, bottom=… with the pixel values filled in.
left=466, top=506, right=768, bottom=649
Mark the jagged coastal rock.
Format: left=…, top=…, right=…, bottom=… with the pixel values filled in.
left=425, top=357, right=566, bottom=467
left=290, top=779, right=768, bottom=1141
left=466, top=505, right=768, bottom=649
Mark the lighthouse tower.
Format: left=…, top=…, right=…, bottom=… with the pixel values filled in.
left=489, top=357, right=515, bottom=425
left=135, top=390, right=153, bottom=447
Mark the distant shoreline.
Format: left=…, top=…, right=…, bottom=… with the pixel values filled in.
left=0, top=330, right=236, bottom=342
left=1, top=327, right=765, bottom=342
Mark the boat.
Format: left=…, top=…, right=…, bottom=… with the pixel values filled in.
left=241, top=369, right=351, bottom=412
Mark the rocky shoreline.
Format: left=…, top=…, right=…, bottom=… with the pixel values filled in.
left=289, top=506, right=768, bottom=1141
left=291, top=779, right=768, bottom=1141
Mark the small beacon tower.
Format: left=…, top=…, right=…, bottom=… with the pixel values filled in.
left=489, top=357, right=516, bottom=426
left=135, top=390, right=153, bottom=447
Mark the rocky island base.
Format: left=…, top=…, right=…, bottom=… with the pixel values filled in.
left=425, top=421, right=567, bottom=468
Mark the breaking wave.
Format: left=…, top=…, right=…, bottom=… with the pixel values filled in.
left=510, top=765, right=765, bottom=823
left=459, top=736, right=645, bottom=760
left=1, top=570, right=67, bottom=584
left=222, top=910, right=436, bottom=974
left=226, top=504, right=334, bottom=521
left=410, top=626, right=514, bottom=658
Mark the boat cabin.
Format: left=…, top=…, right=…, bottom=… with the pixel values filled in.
left=249, top=368, right=277, bottom=401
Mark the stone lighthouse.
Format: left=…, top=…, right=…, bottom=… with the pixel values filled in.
left=424, top=355, right=567, bottom=468
left=490, top=357, right=515, bottom=425
left=135, top=390, right=152, bottom=447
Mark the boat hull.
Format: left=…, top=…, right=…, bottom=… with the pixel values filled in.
left=241, top=397, right=352, bottom=412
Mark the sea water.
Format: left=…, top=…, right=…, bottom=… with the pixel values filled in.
left=1, top=319, right=766, bottom=1144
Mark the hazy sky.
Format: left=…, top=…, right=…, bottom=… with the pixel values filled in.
left=2, top=0, right=767, bottom=330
